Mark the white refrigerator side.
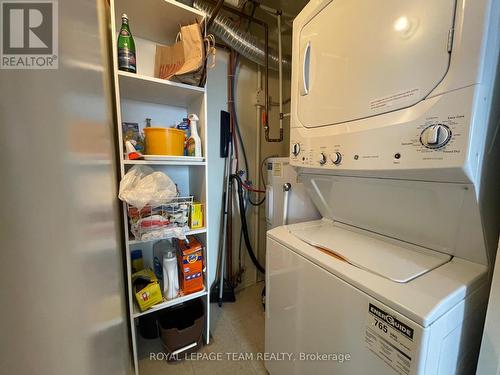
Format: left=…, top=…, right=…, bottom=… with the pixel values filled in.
left=0, top=1, right=131, bottom=374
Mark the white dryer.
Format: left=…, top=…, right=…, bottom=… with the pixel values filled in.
left=265, top=0, right=500, bottom=374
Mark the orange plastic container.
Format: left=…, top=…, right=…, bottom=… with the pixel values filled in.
left=144, top=127, right=185, bottom=156
left=175, top=236, right=204, bottom=295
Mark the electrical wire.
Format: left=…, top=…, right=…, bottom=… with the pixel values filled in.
left=230, top=174, right=266, bottom=274
left=232, top=1, right=257, bottom=285
left=231, top=55, right=250, bottom=286
left=241, top=181, right=266, bottom=193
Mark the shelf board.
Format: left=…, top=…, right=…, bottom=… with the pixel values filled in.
left=133, top=289, right=208, bottom=318
left=123, top=158, right=206, bottom=166
left=128, top=227, right=207, bottom=245
left=118, top=71, right=205, bottom=107
left=114, top=0, right=205, bottom=44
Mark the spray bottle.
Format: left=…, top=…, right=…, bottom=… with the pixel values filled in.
left=186, top=114, right=202, bottom=157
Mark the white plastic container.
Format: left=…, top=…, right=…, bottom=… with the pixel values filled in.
left=153, top=239, right=173, bottom=282
left=163, top=250, right=179, bottom=300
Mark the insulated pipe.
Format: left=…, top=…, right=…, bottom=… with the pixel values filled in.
left=192, top=0, right=291, bottom=72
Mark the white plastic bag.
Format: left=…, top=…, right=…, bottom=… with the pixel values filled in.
left=118, top=166, right=177, bottom=209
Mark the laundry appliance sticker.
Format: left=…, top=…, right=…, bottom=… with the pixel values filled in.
left=272, top=162, right=283, bottom=178
left=365, top=303, right=415, bottom=375
left=370, top=88, right=420, bottom=111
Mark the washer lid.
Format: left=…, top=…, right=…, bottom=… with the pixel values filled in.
left=297, top=0, right=456, bottom=127
left=291, top=221, right=451, bottom=283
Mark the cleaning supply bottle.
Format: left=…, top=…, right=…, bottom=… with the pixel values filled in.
left=186, top=114, right=202, bottom=157
left=153, top=239, right=172, bottom=284
left=163, top=249, right=179, bottom=300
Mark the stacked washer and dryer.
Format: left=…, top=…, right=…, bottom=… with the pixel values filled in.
left=265, top=0, right=500, bottom=374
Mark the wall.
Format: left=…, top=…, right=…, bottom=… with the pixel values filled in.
left=206, top=50, right=291, bottom=289
left=206, top=50, right=228, bottom=286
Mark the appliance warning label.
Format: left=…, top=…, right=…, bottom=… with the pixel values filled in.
left=370, top=88, right=419, bottom=111
left=365, top=303, right=415, bottom=375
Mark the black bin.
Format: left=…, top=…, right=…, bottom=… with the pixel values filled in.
left=138, top=313, right=159, bottom=339
left=158, top=298, right=204, bottom=360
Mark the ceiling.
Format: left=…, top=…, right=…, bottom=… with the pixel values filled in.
left=245, top=0, right=308, bottom=53
left=258, top=0, right=308, bottom=17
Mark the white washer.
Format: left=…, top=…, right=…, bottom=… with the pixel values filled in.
left=265, top=0, right=500, bottom=374
left=266, top=222, right=486, bottom=375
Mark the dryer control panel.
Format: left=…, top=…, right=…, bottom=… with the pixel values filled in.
left=290, top=86, right=475, bottom=182
left=291, top=115, right=465, bottom=168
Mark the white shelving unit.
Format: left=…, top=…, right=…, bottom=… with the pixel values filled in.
left=108, top=2, right=209, bottom=373
left=118, top=71, right=206, bottom=107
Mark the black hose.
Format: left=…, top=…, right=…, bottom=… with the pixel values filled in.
left=248, top=196, right=266, bottom=206
left=230, top=174, right=266, bottom=274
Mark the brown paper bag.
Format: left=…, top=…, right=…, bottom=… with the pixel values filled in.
left=154, top=23, right=204, bottom=80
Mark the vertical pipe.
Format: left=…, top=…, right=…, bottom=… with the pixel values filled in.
left=282, top=183, right=291, bottom=225
left=227, top=51, right=235, bottom=286
left=263, top=13, right=283, bottom=143
left=264, top=25, right=269, bottom=129
left=278, top=12, right=284, bottom=132
left=254, top=66, right=262, bottom=283
left=218, top=139, right=232, bottom=304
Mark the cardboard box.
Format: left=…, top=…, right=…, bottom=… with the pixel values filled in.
left=175, top=236, right=204, bottom=295
left=132, top=268, right=163, bottom=311
left=189, top=202, right=204, bottom=229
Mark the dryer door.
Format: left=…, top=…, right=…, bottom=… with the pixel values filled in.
left=297, top=0, right=456, bottom=128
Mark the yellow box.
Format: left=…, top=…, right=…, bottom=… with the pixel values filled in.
left=190, top=202, right=204, bottom=229
left=132, top=269, right=163, bottom=311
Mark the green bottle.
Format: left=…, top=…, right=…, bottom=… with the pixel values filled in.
left=117, top=13, right=136, bottom=73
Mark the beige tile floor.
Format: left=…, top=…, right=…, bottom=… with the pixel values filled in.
left=138, top=282, right=268, bottom=375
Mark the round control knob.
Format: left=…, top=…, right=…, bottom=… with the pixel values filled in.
left=420, top=124, right=451, bottom=149
left=318, top=152, right=327, bottom=165
left=291, top=143, right=301, bottom=156
left=331, top=152, right=342, bottom=165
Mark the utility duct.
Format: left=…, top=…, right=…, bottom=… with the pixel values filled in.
left=192, top=0, right=291, bottom=72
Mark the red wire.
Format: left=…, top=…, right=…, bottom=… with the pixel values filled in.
left=241, top=182, right=266, bottom=194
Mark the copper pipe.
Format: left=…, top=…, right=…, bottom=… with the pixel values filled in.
left=264, top=9, right=283, bottom=142
left=206, top=0, right=225, bottom=30
left=204, top=0, right=277, bottom=142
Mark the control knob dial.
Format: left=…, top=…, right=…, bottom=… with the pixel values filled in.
left=318, top=152, right=327, bottom=165
left=420, top=124, right=451, bottom=149
left=331, top=152, right=342, bottom=165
